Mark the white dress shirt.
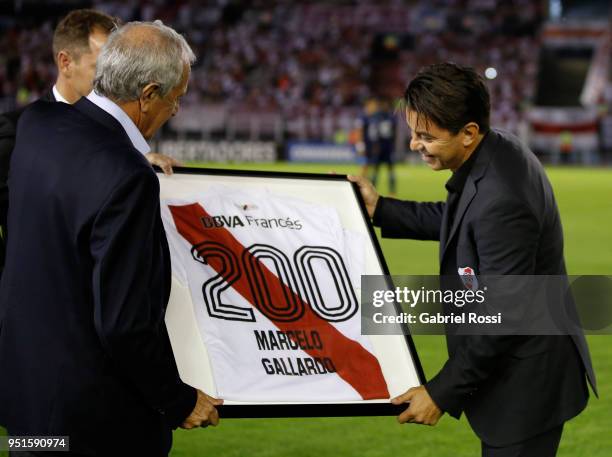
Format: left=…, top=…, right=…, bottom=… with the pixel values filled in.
left=52, top=85, right=70, bottom=104
left=85, top=90, right=150, bottom=155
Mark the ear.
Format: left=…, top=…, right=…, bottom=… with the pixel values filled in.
left=462, top=122, right=480, bottom=147
left=139, top=83, right=161, bottom=114
left=56, top=50, right=72, bottom=76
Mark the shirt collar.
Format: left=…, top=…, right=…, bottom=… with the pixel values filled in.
left=445, top=131, right=488, bottom=194
left=85, top=90, right=151, bottom=155
left=52, top=85, right=70, bottom=104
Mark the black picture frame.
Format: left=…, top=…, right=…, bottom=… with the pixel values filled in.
left=157, top=166, right=425, bottom=418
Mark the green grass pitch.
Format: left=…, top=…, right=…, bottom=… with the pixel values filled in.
left=1, top=162, right=610, bottom=456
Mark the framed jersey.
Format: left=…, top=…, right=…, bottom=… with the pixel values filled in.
left=157, top=167, right=424, bottom=417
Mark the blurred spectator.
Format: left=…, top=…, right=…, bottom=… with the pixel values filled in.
left=0, top=0, right=544, bottom=137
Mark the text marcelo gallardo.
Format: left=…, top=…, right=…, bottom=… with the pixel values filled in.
left=254, top=330, right=337, bottom=376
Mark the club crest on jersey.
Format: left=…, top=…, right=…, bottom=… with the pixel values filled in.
left=235, top=203, right=259, bottom=211
left=458, top=266, right=478, bottom=290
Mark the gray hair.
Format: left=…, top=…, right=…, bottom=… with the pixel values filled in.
left=93, top=20, right=195, bottom=102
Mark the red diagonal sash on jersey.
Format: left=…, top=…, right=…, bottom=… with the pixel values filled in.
left=169, top=202, right=389, bottom=400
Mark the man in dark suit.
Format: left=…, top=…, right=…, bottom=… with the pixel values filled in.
left=0, top=21, right=220, bottom=456
left=350, top=63, right=596, bottom=456
left=0, top=9, right=180, bottom=278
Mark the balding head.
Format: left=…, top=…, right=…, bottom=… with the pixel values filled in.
left=93, top=20, right=195, bottom=103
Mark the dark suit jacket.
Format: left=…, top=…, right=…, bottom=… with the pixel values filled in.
left=374, top=129, right=596, bottom=447
left=0, top=98, right=196, bottom=456
left=0, top=91, right=55, bottom=276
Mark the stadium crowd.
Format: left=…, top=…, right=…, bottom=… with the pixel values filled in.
left=1, top=0, right=544, bottom=137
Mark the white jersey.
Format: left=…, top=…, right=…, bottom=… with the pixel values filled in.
left=161, top=186, right=389, bottom=402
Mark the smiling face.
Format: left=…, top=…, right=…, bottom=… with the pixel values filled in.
left=407, top=109, right=474, bottom=172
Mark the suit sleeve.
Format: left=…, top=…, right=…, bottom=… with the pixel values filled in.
left=372, top=196, right=444, bottom=240
left=90, top=169, right=196, bottom=428
left=425, top=197, right=540, bottom=418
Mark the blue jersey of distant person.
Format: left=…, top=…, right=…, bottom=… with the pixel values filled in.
left=375, top=110, right=396, bottom=164
left=361, top=112, right=379, bottom=163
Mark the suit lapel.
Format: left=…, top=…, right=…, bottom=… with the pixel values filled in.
left=440, top=132, right=495, bottom=264
left=441, top=177, right=477, bottom=260
left=439, top=200, right=450, bottom=263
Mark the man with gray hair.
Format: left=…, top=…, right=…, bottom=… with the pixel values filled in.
left=0, top=21, right=220, bottom=456
left=0, top=10, right=183, bottom=280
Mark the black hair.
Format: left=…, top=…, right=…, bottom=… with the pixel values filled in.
left=403, top=62, right=490, bottom=134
